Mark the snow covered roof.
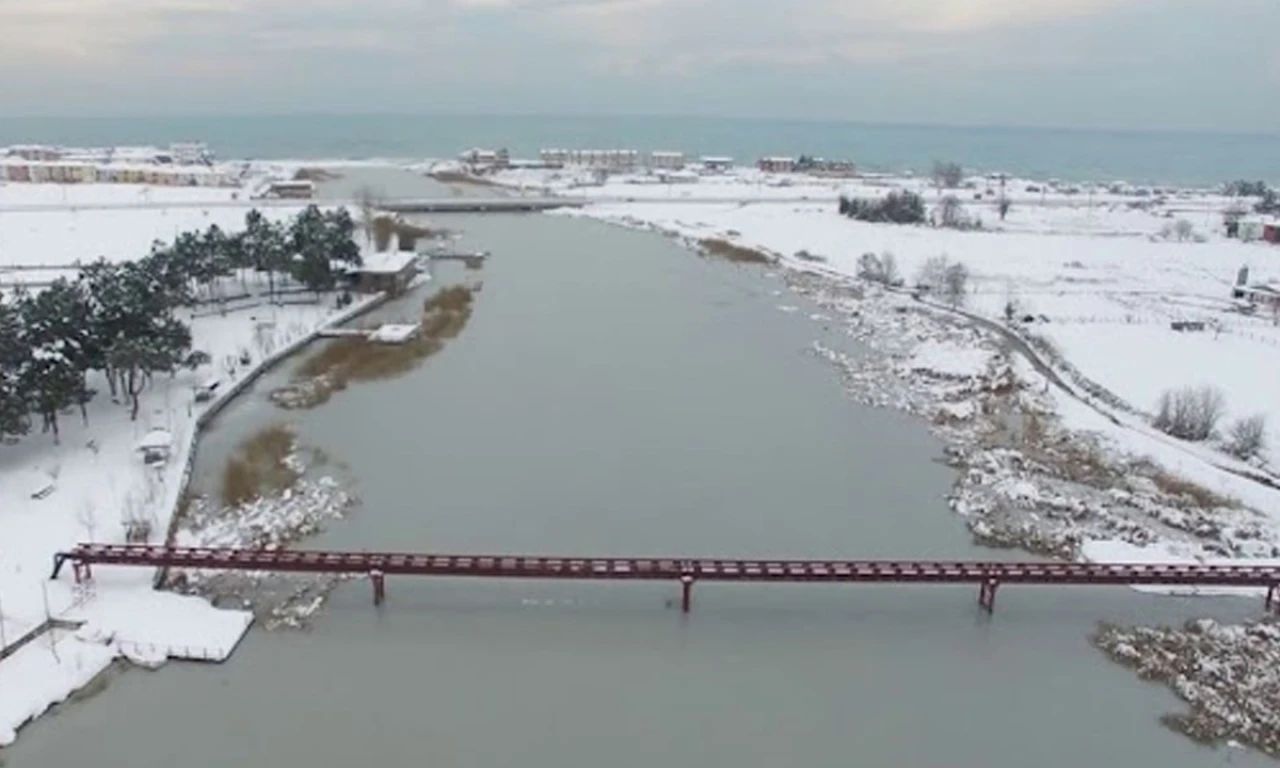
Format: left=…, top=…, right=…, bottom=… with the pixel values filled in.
left=358, top=250, right=417, bottom=275
left=136, top=429, right=173, bottom=451
left=368, top=324, right=420, bottom=343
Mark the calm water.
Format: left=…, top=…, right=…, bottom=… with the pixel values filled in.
left=1, top=114, right=1277, bottom=186
left=7, top=169, right=1270, bottom=767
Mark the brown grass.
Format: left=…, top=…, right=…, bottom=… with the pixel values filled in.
left=699, top=238, right=775, bottom=264
left=275, top=285, right=475, bottom=409
left=1147, top=468, right=1237, bottom=510
left=221, top=424, right=298, bottom=508
left=371, top=216, right=446, bottom=251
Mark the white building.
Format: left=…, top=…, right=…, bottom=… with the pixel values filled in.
left=757, top=156, right=796, bottom=173
left=169, top=142, right=210, bottom=165
left=648, top=151, right=685, bottom=170
left=699, top=156, right=734, bottom=172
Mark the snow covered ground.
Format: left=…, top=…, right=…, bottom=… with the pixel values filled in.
left=478, top=166, right=1280, bottom=571
left=0, top=186, right=304, bottom=281
left=0, top=181, right=246, bottom=209
left=0, top=181, right=369, bottom=745
left=539, top=185, right=1280, bottom=485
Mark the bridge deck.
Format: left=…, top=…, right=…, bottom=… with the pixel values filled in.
left=55, top=544, right=1280, bottom=589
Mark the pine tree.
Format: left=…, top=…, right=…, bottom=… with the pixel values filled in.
left=0, top=298, right=31, bottom=440
left=18, top=278, right=99, bottom=423
left=21, top=347, right=88, bottom=443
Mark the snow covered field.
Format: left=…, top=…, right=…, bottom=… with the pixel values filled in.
left=479, top=166, right=1280, bottom=568
left=533, top=178, right=1280, bottom=485
left=0, top=181, right=367, bottom=745
left=0, top=181, right=305, bottom=280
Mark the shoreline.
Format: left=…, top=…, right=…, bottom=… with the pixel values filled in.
left=2, top=159, right=1277, bottom=756
left=153, top=290, right=393, bottom=585
left=541, top=198, right=1280, bottom=754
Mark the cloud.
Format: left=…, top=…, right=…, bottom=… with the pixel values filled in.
left=0, top=0, right=1276, bottom=130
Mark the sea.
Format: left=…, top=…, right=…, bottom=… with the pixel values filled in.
left=1, top=114, right=1277, bottom=187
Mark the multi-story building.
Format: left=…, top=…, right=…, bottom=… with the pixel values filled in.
left=649, top=151, right=685, bottom=170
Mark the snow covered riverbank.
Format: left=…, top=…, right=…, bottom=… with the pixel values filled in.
left=0, top=180, right=377, bottom=746
left=483, top=164, right=1280, bottom=754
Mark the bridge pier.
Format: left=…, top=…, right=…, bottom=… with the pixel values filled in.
left=1267, top=583, right=1277, bottom=613
left=978, top=578, right=1000, bottom=613
left=680, top=575, right=694, bottom=614
left=371, top=570, right=385, bottom=606
left=73, top=560, right=92, bottom=585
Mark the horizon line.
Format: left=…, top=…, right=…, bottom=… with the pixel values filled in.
left=1, top=111, right=1277, bottom=140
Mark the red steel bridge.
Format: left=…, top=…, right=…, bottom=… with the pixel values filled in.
left=52, top=543, right=1280, bottom=614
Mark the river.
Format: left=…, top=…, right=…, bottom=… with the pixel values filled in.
left=6, top=169, right=1267, bottom=767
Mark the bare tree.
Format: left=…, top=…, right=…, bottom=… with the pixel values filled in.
left=857, top=252, right=884, bottom=282
left=1225, top=414, right=1267, bottom=460
left=932, top=161, right=964, bottom=190
left=942, top=262, right=970, bottom=307
left=997, top=197, right=1012, bottom=221
left=1153, top=385, right=1226, bottom=441
left=1174, top=219, right=1195, bottom=242
left=880, top=252, right=899, bottom=285
left=935, top=195, right=967, bottom=228
left=916, top=254, right=951, bottom=292
left=354, top=186, right=384, bottom=246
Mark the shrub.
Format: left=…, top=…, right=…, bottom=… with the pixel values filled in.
left=1225, top=414, right=1267, bottom=460
left=934, top=195, right=981, bottom=230
left=1174, top=219, right=1194, bottom=241
left=916, top=254, right=951, bottom=291
left=1152, top=386, right=1226, bottom=441
left=942, top=262, right=969, bottom=307
left=846, top=190, right=925, bottom=224
left=932, top=161, right=964, bottom=189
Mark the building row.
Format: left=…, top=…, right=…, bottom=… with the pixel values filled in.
left=5, top=142, right=212, bottom=166
left=0, top=159, right=235, bottom=186
left=757, top=156, right=856, bottom=175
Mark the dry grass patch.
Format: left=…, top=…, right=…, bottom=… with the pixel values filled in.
left=1146, top=466, right=1237, bottom=510
left=221, top=424, right=298, bottom=508
left=273, top=285, right=476, bottom=409
left=699, top=238, right=775, bottom=264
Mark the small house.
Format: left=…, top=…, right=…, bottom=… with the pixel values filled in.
left=1264, top=223, right=1280, bottom=244
left=350, top=251, right=419, bottom=296
left=1239, top=283, right=1280, bottom=311
left=1238, top=219, right=1266, bottom=242
left=261, top=180, right=315, bottom=199
left=757, top=157, right=797, bottom=173
left=700, top=156, right=734, bottom=172
left=649, top=151, right=686, bottom=170
left=136, top=429, right=173, bottom=466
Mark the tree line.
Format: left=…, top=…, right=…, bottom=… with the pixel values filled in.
left=1223, top=180, right=1279, bottom=215
left=0, top=205, right=363, bottom=443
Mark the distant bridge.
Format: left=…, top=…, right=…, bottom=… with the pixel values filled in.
left=52, top=544, right=1280, bottom=615
left=381, top=197, right=586, bottom=214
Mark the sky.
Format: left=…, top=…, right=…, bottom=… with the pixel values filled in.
left=0, top=0, right=1277, bottom=131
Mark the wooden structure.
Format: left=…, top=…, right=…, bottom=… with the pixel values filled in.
left=53, top=544, right=1280, bottom=616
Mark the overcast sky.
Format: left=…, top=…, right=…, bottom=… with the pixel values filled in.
left=1, top=0, right=1277, bottom=131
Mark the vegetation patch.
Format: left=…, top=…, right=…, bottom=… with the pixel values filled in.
left=271, top=284, right=476, bottom=409
left=221, top=424, right=299, bottom=507
left=1094, top=619, right=1280, bottom=757
left=699, top=238, right=775, bottom=264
